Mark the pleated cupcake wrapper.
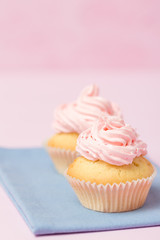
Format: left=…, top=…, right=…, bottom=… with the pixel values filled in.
left=46, top=146, right=79, bottom=175
left=66, top=168, right=157, bottom=212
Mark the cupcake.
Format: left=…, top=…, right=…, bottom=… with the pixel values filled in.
left=46, top=84, right=121, bottom=174
left=66, top=115, right=156, bottom=212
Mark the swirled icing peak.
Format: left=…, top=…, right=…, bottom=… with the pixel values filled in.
left=53, top=84, right=122, bottom=134
left=76, top=115, right=147, bottom=166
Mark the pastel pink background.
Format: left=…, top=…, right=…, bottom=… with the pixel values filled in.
left=0, top=0, right=160, bottom=239
left=0, top=0, right=160, bottom=71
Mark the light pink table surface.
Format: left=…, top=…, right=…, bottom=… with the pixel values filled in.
left=0, top=71, right=160, bottom=240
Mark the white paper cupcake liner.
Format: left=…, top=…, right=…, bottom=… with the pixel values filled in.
left=66, top=168, right=156, bottom=212
left=46, top=146, right=79, bottom=175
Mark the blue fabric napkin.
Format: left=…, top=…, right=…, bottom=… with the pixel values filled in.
left=0, top=147, right=160, bottom=236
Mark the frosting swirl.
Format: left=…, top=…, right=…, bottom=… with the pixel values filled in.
left=53, top=85, right=122, bottom=133
left=76, top=115, right=147, bottom=165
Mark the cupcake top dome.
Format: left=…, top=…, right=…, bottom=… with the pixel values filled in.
left=76, top=114, right=147, bottom=166
left=53, top=84, right=121, bottom=134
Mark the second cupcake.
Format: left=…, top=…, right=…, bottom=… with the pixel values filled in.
left=47, top=84, right=121, bottom=174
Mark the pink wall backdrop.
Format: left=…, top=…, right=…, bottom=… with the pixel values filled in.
left=0, top=0, right=160, bottom=71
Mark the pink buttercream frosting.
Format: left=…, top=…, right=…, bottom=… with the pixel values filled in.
left=76, top=115, right=147, bottom=166
left=53, top=84, right=122, bottom=133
